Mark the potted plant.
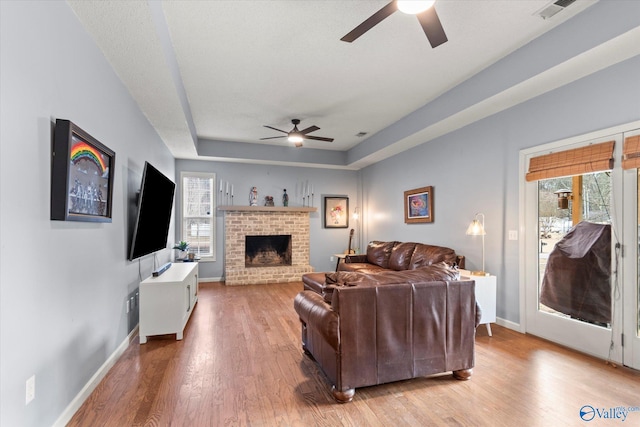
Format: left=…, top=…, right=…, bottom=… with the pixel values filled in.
left=173, top=241, right=189, bottom=260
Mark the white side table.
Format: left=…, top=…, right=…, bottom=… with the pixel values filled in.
left=459, top=269, right=497, bottom=336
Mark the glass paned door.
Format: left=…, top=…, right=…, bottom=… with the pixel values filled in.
left=623, top=135, right=640, bottom=370
left=524, top=133, right=623, bottom=363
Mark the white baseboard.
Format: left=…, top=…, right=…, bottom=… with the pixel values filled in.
left=52, top=325, right=139, bottom=427
left=198, top=276, right=223, bottom=283
left=496, top=316, right=522, bottom=332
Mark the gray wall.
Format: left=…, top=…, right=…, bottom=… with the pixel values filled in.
left=0, top=2, right=174, bottom=426
left=175, top=160, right=361, bottom=278
left=360, top=55, right=640, bottom=324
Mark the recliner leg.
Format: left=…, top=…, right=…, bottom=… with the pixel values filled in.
left=453, top=368, right=473, bottom=380
left=332, top=386, right=355, bottom=403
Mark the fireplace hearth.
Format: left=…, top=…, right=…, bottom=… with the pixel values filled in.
left=245, top=235, right=292, bottom=267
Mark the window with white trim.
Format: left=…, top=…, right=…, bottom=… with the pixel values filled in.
left=180, top=172, right=215, bottom=260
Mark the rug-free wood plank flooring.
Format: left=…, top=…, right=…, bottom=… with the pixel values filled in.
left=68, top=281, right=640, bottom=426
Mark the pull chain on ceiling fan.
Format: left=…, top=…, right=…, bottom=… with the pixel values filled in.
left=341, top=0, right=447, bottom=48
left=260, top=119, right=334, bottom=148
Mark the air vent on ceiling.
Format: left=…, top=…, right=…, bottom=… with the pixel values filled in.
left=535, top=0, right=577, bottom=20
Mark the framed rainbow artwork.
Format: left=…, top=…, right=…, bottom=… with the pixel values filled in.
left=51, top=119, right=115, bottom=222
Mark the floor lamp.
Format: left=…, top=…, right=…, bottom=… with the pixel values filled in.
left=466, top=212, right=487, bottom=276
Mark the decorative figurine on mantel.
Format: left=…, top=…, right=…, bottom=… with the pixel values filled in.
left=282, top=189, right=289, bottom=207
left=264, top=196, right=274, bottom=207
left=249, top=186, right=258, bottom=206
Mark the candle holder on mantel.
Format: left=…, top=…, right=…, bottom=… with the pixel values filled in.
left=299, top=180, right=314, bottom=207
left=218, top=180, right=235, bottom=205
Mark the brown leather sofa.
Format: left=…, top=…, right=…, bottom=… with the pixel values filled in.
left=338, top=240, right=465, bottom=274
left=294, top=264, right=478, bottom=403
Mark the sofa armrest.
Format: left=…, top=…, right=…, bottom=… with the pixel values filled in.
left=344, top=254, right=366, bottom=263
left=293, top=291, right=339, bottom=351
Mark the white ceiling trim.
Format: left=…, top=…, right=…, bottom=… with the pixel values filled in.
left=348, top=26, right=640, bottom=169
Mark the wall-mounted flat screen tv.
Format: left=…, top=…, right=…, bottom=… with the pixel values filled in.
left=128, top=162, right=176, bottom=260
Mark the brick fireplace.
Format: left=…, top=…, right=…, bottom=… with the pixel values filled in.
left=220, top=206, right=315, bottom=285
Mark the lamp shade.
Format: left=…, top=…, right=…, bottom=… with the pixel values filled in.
left=465, top=212, right=487, bottom=275
left=466, top=219, right=486, bottom=236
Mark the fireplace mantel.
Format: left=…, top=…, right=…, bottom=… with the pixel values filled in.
left=218, top=206, right=317, bottom=212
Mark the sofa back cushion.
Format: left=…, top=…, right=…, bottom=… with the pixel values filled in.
left=369, top=262, right=460, bottom=285
left=388, top=242, right=417, bottom=270
left=409, top=244, right=457, bottom=269
left=366, top=241, right=397, bottom=268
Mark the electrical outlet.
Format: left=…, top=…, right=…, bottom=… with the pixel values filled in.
left=126, top=300, right=130, bottom=313
left=25, top=375, right=35, bottom=405
left=509, top=230, right=518, bottom=241
left=330, top=256, right=335, bottom=262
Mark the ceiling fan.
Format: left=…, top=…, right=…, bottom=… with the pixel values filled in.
left=340, top=0, right=447, bottom=48
left=260, top=119, right=334, bottom=148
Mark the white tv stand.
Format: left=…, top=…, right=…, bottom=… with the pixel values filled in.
left=139, top=262, right=198, bottom=344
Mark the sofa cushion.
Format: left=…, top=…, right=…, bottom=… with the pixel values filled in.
left=371, top=262, right=460, bottom=285
left=366, top=241, right=397, bottom=268
left=302, top=272, right=328, bottom=294
left=323, top=271, right=370, bottom=302
left=325, top=271, right=369, bottom=286
left=409, top=244, right=457, bottom=269
left=388, top=242, right=417, bottom=271
left=338, top=263, right=387, bottom=273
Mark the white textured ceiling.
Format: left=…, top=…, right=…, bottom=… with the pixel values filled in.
left=67, top=0, right=604, bottom=166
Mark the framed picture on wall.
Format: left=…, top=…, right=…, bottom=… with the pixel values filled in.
left=324, top=196, right=349, bottom=228
left=404, top=186, right=433, bottom=223
left=51, top=119, right=116, bottom=222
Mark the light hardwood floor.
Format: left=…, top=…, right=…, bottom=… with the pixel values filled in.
left=68, top=281, right=640, bottom=426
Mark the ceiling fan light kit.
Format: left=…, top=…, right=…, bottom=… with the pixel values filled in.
left=340, top=0, right=447, bottom=48
left=288, top=133, right=303, bottom=144
left=397, top=0, right=435, bottom=15
left=261, top=119, right=334, bottom=148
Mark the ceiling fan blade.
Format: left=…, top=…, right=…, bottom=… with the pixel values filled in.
left=416, top=6, right=448, bottom=48
left=299, top=125, right=320, bottom=135
left=259, top=136, right=286, bottom=140
left=263, top=125, right=288, bottom=134
left=340, top=1, right=397, bottom=43
left=305, top=135, right=334, bottom=143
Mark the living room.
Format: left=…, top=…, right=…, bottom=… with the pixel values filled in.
left=1, top=1, right=639, bottom=426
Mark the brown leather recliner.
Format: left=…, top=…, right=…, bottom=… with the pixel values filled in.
left=294, top=273, right=478, bottom=403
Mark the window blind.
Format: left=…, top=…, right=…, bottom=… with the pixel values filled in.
left=181, top=174, right=215, bottom=259
left=622, top=135, right=640, bottom=170
left=525, top=140, right=614, bottom=182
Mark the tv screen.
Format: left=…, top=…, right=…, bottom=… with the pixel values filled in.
left=128, top=162, right=176, bottom=261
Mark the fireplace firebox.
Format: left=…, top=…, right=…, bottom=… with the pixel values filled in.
left=245, top=235, right=292, bottom=267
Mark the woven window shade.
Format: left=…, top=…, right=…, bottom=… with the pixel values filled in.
left=622, top=135, right=640, bottom=170
left=525, top=140, right=614, bottom=182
